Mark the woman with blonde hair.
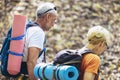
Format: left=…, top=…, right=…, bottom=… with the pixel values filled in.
left=79, top=26, right=113, bottom=80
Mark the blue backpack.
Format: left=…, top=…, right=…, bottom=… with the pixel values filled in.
left=0, top=21, right=46, bottom=77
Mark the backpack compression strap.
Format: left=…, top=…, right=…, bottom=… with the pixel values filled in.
left=8, top=50, right=23, bottom=56
left=9, top=34, right=25, bottom=41
left=8, top=33, right=25, bottom=57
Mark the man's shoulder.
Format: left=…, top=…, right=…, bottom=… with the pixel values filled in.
left=25, top=26, right=45, bottom=40
left=28, top=26, right=42, bottom=31
left=27, top=26, right=44, bottom=34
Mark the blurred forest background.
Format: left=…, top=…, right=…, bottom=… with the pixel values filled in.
left=0, top=0, right=120, bottom=80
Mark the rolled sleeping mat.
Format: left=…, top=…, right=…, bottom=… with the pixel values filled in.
left=34, top=63, right=48, bottom=79
left=34, top=63, right=56, bottom=80
left=42, top=64, right=57, bottom=80
left=7, top=14, right=27, bottom=75
left=55, top=65, right=79, bottom=80
left=34, top=63, right=79, bottom=80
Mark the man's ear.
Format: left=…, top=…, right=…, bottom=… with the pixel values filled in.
left=45, top=13, right=51, bottom=21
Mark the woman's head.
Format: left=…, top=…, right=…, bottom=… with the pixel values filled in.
left=86, top=26, right=113, bottom=55
left=87, top=26, right=112, bottom=46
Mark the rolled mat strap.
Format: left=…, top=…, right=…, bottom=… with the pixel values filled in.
left=8, top=50, right=23, bottom=56
left=56, top=66, right=61, bottom=80
left=42, top=65, right=48, bottom=80
left=37, top=66, right=42, bottom=79
left=53, top=66, right=58, bottom=80
left=9, top=34, right=25, bottom=40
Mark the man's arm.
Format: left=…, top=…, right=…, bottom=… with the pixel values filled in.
left=27, top=47, right=41, bottom=80
left=83, top=72, right=96, bottom=80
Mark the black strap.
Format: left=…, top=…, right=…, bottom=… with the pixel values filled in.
left=56, top=67, right=61, bottom=80
left=42, top=65, right=48, bottom=80
left=52, top=66, right=58, bottom=80
left=26, top=21, right=39, bottom=29
left=94, top=69, right=99, bottom=80
left=80, top=49, right=93, bottom=55
left=37, top=66, right=42, bottom=80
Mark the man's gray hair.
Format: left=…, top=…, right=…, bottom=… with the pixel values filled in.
left=36, top=2, right=57, bottom=17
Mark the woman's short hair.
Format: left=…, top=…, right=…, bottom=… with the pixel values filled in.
left=87, top=26, right=113, bottom=46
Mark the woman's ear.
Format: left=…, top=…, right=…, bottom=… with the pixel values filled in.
left=96, top=42, right=102, bottom=47
left=99, top=41, right=105, bottom=47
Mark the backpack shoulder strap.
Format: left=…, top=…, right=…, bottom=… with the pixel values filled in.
left=26, top=21, right=39, bottom=29
left=38, top=36, right=46, bottom=62
left=75, top=48, right=93, bottom=56
left=80, top=49, right=93, bottom=55
left=94, top=69, right=99, bottom=80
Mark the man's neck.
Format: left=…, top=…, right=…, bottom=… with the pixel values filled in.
left=35, top=20, right=45, bottom=30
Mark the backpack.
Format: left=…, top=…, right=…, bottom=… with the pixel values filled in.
left=0, top=21, right=46, bottom=77
left=53, top=49, right=92, bottom=68
left=53, top=49, right=99, bottom=80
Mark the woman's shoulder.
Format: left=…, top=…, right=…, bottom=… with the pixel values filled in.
left=83, top=53, right=100, bottom=62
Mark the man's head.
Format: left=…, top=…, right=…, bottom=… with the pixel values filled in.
left=36, top=2, right=57, bottom=31
left=86, top=26, right=113, bottom=55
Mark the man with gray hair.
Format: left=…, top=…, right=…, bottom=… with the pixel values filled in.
left=2, top=2, right=57, bottom=80
left=21, top=2, right=57, bottom=80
